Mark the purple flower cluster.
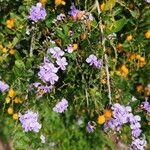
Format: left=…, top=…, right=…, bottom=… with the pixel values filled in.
left=53, top=98, right=68, bottom=113
left=28, top=3, right=46, bottom=22
left=130, top=137, right=147, bottom=150
left=0, top=81, right=9, bottom=92
left=56, top=13, right=66, bottom=21
left=104, top=103, right=147, bottom=150
left=142, top=100, right=150, bottom=113
left=86, top=54, right=102, bottom=69
left=19, top=110, right=42, bottom=132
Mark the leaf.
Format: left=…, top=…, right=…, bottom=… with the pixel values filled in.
left=104, top=0, right=116, bottom=11
left=107, top=18, right=127, bottom=34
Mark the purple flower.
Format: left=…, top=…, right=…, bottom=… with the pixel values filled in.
left=145, top=0, right=150, bottom=3
left=56, top=57, right=68, bottom=70
left=142, top=100, right=150, bottom=113
left=68, top=3, right=79, bottom=20
left=47, top=47, right=64, bottom=59
left=130, top=137, right=147, bottom=150
left=0, top=81, right=9, bottom=92
left=56, top=13, right=66, bottom=21
left=86, top=54, right=102, bottom=69
left=28, top=3, right=46, bottom=22
left=40, top=135, right=46, bottom=143
left=86, top=121, right=95, bottom=133
left=131, top=128, right=142, bottom=138
left=38, top=59, right=59, bottom=84
left=53, top=98, right=68, bottom=113
left=66, top=45, right=73, bottom=53
left=19, top=110, right=41, bottom=132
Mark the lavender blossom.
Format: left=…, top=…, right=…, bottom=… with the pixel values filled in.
left=145, top=0, right=150, bottom=3
left=0, top=81, right=9, bottom=92
left=28, top=3, right=46, bottom=22
left=66, top=45, right=74, bottom=53
left=53, top=98, right=68, bottom=113
left=19, top=110, right=41, bottom=132
left=142, top=100, right=150, bottom=113
left=56, top=57, right=68, bottom=70
left=86, top=121, right=95, bottom=133
left=56, top=13, right=66, bottom=21
left=86, top=54, right=102, bottom=69
left=68, top=3, right=79, bottom=20
left=47, top=47, right=64, bottom=59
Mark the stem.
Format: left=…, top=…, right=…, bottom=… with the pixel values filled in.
left=96, top=0, right=112, bottom=105
left=29, top=33, right=34, bottom=57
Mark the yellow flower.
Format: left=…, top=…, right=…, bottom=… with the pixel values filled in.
left=104, top=110, right=112, bottom=119
left=8, top=88, right=16, bottom=98
left=7, top=107, right=14, bottom=115
left=126, top=34, right=133, bottom=41
left=5, top=97, right=11, bottom=104
left=98, top=115, right=106, bottom=125
left=6, top=18, right=15, bottom=29
left=100, top=3, right=105, bottom=11
left=40, top=0, right=47, bottom=5
left=55, top=0, right=66, bottom=6
left=73, top=44, right=78, bottom=51
left=13, top=113, right=19, bottom=120
left=119, top=65, right=129, bottom=77
left=14, top=97, right=20, bottom=103
left=136, top=85, right=143, bottom=93
left=9, top=49, right=15, bottom=55
left=2, top=48, right=7, bottom=53
left=145, top=30, right=150, bottom=39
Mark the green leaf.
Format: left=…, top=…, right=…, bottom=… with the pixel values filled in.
left=107, top=18, right=127, bottom=34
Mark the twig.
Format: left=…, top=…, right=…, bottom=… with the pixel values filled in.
left=96, top=0, right=112, bottom=105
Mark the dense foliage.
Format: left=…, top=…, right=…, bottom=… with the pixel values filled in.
left=0, top=0, right=150, bottom=149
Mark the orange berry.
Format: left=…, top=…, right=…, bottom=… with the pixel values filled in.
left=7, top=107, right=13, bottom=115
left=135, top=54, right=141, bottom=60
left=145, top=30, right=150, bottom=39
left=98, top=115, right=106, bottom=124
left=8, top=88, right=16, bottom=98
left=139, top=57, right=145, bottom=62
left=55, top=0, right=65, bottom=6
left=126, top=35, right=133, bottom=41
left=104, top=110, right=112, bottom=119
left=13, top=113, right=19, bottom=120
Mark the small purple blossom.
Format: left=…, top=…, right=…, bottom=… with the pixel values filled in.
left=142, top=100, right=150, bottom=113
left=56, top=13, right=66, bottom=21
left=66, top=45, right=73, bottom=53
left=86, top=54, right=102, bottom=69
left=86, top=121, right=95, bottom=133
left=53, top=98, right=68, bottom=113
left=0, top=81, right=9, bottom=92
left=56, top=57, right=68, bottom=70
left=28, top=3, right=46, bottom=22
left=145, top=0, right=150, bottom=3
left=40, top=135, right=46, bottom=143
left=47, top=47, right=64, bottom=59
left=19, top=110, right=41, bottom=132
left=68, top=3, right=79, bottom=20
